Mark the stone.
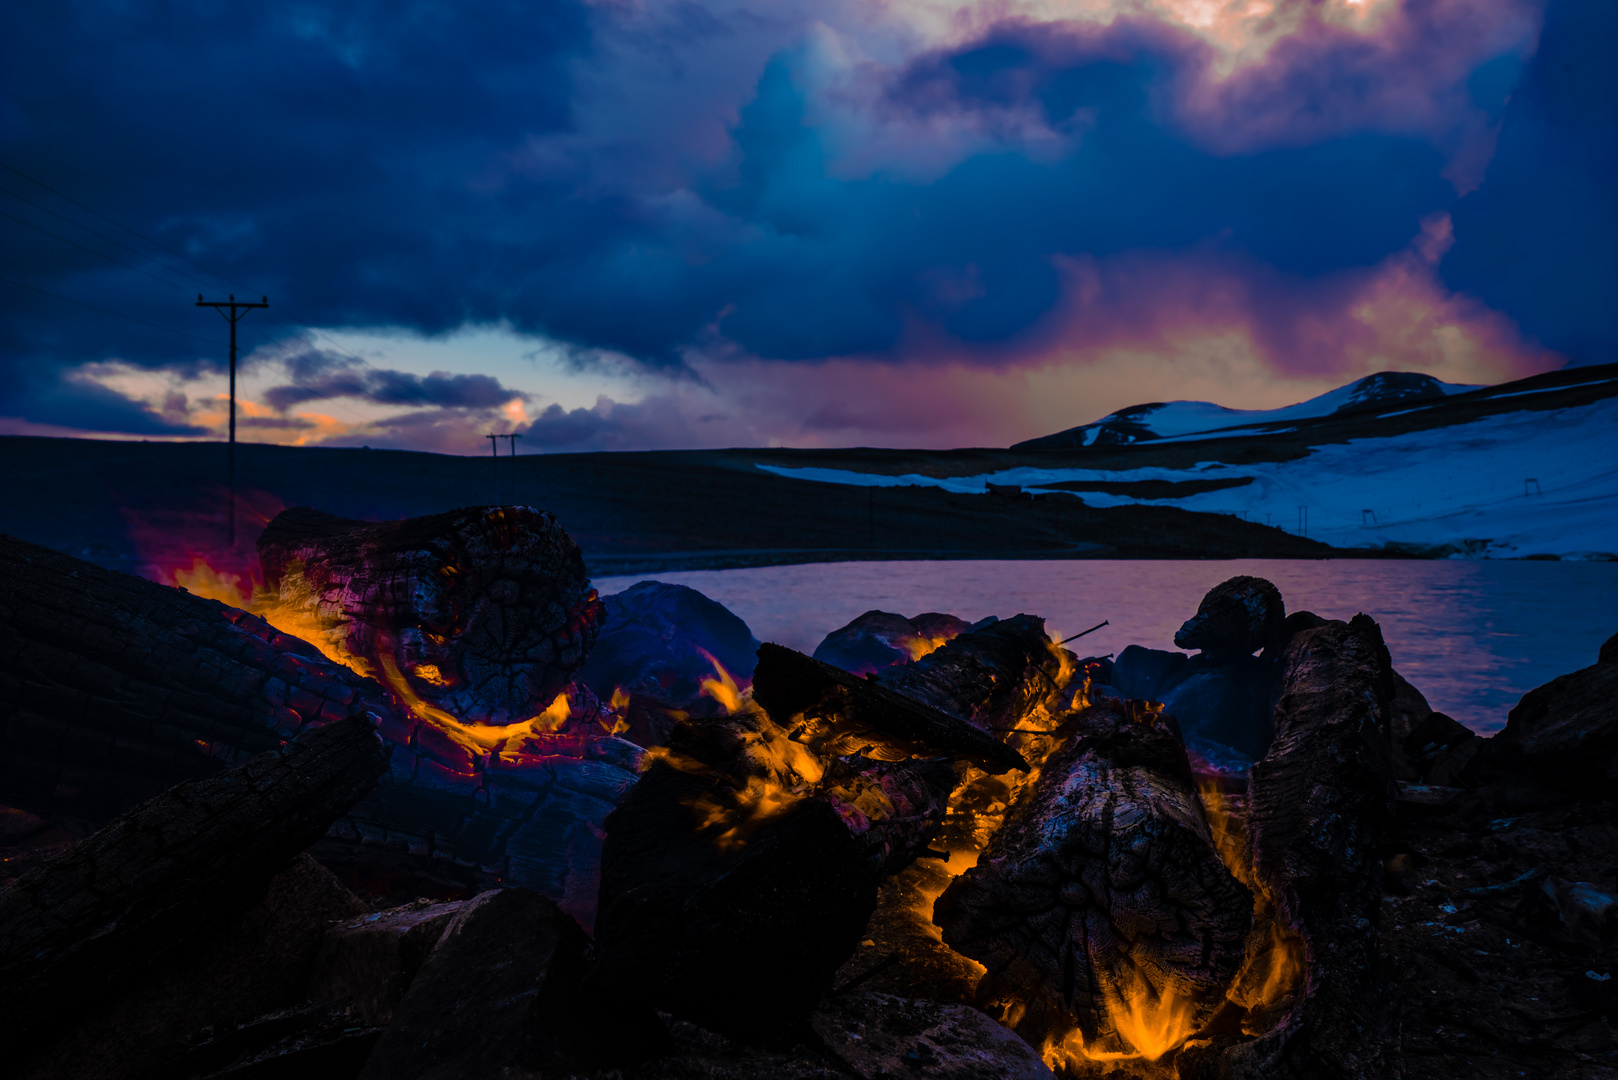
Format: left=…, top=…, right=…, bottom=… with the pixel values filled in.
left=811, top=610, right=971, bottom=676
left=811, top=992, right=1054, bottom=1080
left=1473, top=630, right=1618, bottom=806
left=1173, top=576, right=1284, bottom=660
left=307, top=899, right=466, bottom=1025
left=1158, top=654, right=1279, bottom=761
left=578, top=580, right=761, bottom=711
left=357, top=887, right=662, bottom=1080
left=19, top=853, right=369, bottom=1080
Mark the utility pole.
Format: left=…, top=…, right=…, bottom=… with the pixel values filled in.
left=487, top=433, right=501, bottom=504
left=197, top=293, right=268, bottom=547
left=498, top=434, right=522, bottom=505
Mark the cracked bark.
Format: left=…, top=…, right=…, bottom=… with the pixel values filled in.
left=934, top=698, right=1253, bottom=1058
left=257, top=505, right=605, bottom=725
left=1179, top=615, right=1400, bottom=1080
left=592, top=622, right=1059, bottom=1045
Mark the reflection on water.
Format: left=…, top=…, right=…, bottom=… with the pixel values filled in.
left=595, top=559, right=1618, bottom=736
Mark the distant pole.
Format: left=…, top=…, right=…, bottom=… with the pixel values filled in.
left=498, top=433, right=522, bottom=504
left=487, top=434, right=501, bottom=504
left=197, top=293, right=268, bottom=547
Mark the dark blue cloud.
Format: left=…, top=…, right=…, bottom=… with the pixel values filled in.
left=1, top=0, right=589, bottom=418
left=19, top=372, right=207, bottom=436
left=0, top=0, right=1597, bottom=438
left=263, top=365, right=525, bottom=410
left=1443, top=0, right=1618, bottom=364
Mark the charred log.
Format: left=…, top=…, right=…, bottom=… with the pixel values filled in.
left=934, top=699, right=1253, bottom=1061
left=258, top=505, right=605, bottom=724
left=0, top=533, right=398, bottom=835
left=874, top=613, right=1064, bottom=733
left=751, top=642, right=1030, bottom=776
left=0, top=713, right=388, bottom=1046
left=594, top=626, right=1059, bottom=1044
left=1182, top=615, right=1400, bottom=1080
left=0, top=536, right=635, bottom=923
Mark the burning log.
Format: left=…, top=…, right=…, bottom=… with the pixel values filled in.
left=257, top=505, right=606, bottom=725
left=592, top=622, right=1060, bottom=1044
left=0, top=535, right=634, bottom=921
left=1182, top=615, right=1400, bottom=1080
left=751, top=642, right=1031, bottom=776
left=0, top=713, right=389, bottom=1046
left=934, top=699, right=1253, bottom=1065
left=0, top=533, right=398, bottom=834
left=873, top=613, right=1068, bottom=733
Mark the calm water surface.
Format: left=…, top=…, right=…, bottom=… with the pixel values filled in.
left=596, top=559, right=1618, bottom=736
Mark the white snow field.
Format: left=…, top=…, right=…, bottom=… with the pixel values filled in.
left=1020, top=372, right=1481, bottom=446
left=757, top=396, right=1618, bottom=559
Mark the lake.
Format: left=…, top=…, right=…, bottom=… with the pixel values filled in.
left=596, top=558, right=1618, bottom=736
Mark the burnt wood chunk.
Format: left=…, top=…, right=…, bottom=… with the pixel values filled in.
left=594, top=623, right=1062, bottom=1044
left=1185, top=615, right=1400, bottom=1080
left=0, top=713, right=389, bottom=1046
left=258, top=504, right=605, bottom=724
left=934, top=700, right=1252, bottom=1061
left=875, top=613, right=1063, bottom=733
left=751, top=643, right=1029, bottom=776
left=0, top=533, right=399, bottom=835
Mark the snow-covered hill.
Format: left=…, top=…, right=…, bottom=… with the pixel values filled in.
left=758, top=368, right=1618, bottom=560
left=1015, top=371, right=1480, bottom=448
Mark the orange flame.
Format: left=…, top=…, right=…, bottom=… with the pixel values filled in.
left=375, top=652, right=574, bottom=759
left=1041, top=972, right=1201, bottom=1068
left=172, top=556, right=253, bottom=608
left=696, top=648, right=744, bottom=714
left=900, top=633, right=952, bottom=662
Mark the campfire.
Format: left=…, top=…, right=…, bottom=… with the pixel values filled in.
left=6, top=506, right=1608, bottom=1080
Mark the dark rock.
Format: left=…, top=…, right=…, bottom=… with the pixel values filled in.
left=161, top=999, right=381, bottom=1080
left=21, top=854, right=369, bottom=1080
left=636, top=1013, right=854, bottom=1079
left=591, top=753, right=877, bottom=1044
left=811, top=992, right=1054, bottom=1079
left=1111, top=646, right=1279, bottom=761
left=1158, top=654, right=1278, bottom=761
left=358, top=888, right=662, bottom=1080
left=812, top=611, right=970, bottom=676
left=1425, top=736, right=1482, bottom=788
left=578, top=580, right=760, bottom=710
left=1538, top=876, right=1617, bottom=950
left=1108, top=644, right=1190, bottom=701
left=307, top=899, right=465, bottom=1025
left=1472, top=633, right=1618, bottom=806
left=1387, top=671, right=1437, bottom=780
left=1173, top=576, right=1285, bottom=660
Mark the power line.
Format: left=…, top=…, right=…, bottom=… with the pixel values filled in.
left=0, top=183, right=213, bottom=288
left=0, top=160, right=236, bottom=287
left=1, top=275, right=218, bottom=345
left=3, top=161, right=510, bottom=458
left=0, top=209, right=195, bottom=291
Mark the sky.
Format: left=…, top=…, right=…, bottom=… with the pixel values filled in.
left=1, top=0, right=1612, bottom=453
